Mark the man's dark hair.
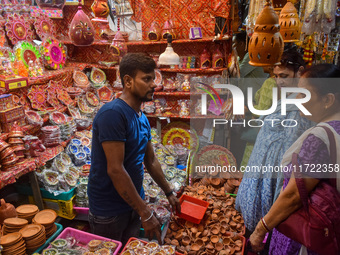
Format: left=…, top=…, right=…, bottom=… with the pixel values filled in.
left=280, top=45, right=306, bottom=73
left=119, top=53, right=156, bottom=86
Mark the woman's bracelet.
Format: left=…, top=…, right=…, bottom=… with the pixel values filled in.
left=261, top=217, right=270, bottom=232
left=142, top=211, right=154, bottom=223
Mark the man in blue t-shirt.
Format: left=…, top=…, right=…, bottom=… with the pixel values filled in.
left=88, top=53, right=180, bottom=245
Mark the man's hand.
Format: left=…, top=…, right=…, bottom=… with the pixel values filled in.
left=167, top=194, right=181, bottom=214
left=141, top=212, right=162, bottom=244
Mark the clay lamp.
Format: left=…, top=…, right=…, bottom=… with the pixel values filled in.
left=279, top=1, right=301, bottom=42
left=110, top=30, right=128, bottom=58
left=69, top=0, right=95, bottom=46
left=215, top=242, right=224, bottom=252
left=211, top=235, right=219, bottom=244
left=182, top=235, right=191, bottom=246
left=248, top=0, right=284, bottom=66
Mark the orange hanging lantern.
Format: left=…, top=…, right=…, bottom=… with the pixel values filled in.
left=248, top=0, right=284, bottom=66
left=279, top=1, right=301, bottom=42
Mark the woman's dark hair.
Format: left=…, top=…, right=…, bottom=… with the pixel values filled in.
left=301, top=64, right=340, bottom=100
left=119, top=53, right=156, bottom=86
left=280, top=46, right=305, bottom=73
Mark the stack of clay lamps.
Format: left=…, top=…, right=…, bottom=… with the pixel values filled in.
left=165, top=178, right=245, bottom=254
left=19, top=223, right=46, bottom=254
left=32, top=209, right=57, bottom=238
left=2, top=218, right=28, bottom=235
left=16, top=204, right=39, bottom=223
left=0, top=232, right=26, bottom=255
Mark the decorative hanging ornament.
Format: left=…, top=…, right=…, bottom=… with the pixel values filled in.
left=248, top=0, right=284, bottom=66
left=91, top=0, right=109, bottom=19
left=110, top=18, right=127, bottom=57
left=69, top=0, right=95, bottom=46
left=279, top=1, right=301, bottom=42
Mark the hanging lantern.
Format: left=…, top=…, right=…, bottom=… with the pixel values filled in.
left=69, top=0, right=95, bottom=46
left=110, top=19, right=127, bottom=58
left=279, top=1, right=301, bottom=42
left=248, top=0, right=284, bottom=66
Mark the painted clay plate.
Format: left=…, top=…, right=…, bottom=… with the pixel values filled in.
left=86, top=92, right=99, bottom=107
left=57, top=89, right=73, bottom=106
left=27, top=85, right=49, bottom=111
left=50, top=111, right=66, bottom=124
left=73, top=71, right=89, bottom=86
left=44, top=171, right=59, bottom=186
left=4, top=218, right=28, bottom=227
left=78, top=96, right=95, bottom=114
left=16, top=204, right=39, bottom=215
left=154, top=69, right=162, bottom=85
left=97, top=86, right=113, bottom=102
left=90, top=67, right=106, bottom=85
left=68, top=105, right=81, bottom=119
left=5, top=13, right=33, bottom=45
left=14, top=41, right=41, bottom=68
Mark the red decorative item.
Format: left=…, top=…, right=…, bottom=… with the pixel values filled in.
left=91, top=0, right=109, bottom=19
left=162, top=20, right=175, bottom=40
left=27, top=85, right=49, bottom=111
left=41, top=38, right=67, bottom=70
left=4, top=13, right=33, bottom=45
left=200, top=48, right=211, bottom=68
left=34, top=15, right=56, bottom=40
left=212, top=47, right=224, bottom=68
left=57, top=88, right=73, bottom=106
left=97, top=86, right=114, bottom=102
left=50, top=111, right=67, bottom=124
left=110, top=19, right=127, bottom=57
left=86, top=92, right=99, bottom=107
left=147, top=21, right=161, bottom=41
left=46, top=82, right=64, bottom=109
left=35, top=0, right=65, bottom=10
left=69, top=0, right=95, bottom=46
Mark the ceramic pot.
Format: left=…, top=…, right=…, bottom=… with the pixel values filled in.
left=279, top=1, right=301, bottom=42
left=91, top=0, right=109, bottom=19
left=69, top=1, right=95, bottom=46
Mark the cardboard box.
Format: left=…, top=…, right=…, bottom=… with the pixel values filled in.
left=0, top=76, right=28, bottom=90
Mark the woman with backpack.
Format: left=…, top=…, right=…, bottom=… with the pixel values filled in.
left=249, top=64, right=340, bottom=255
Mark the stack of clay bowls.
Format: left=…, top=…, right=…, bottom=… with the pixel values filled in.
left=0, top=232, right=26, bottom=255
left=19, top=223, right=46, bottom=254
left=0, top=139, right=18, bottom=171
left=16, top=204, right=39, bottom=223
left=2, top=217, right=28, bottom=234
left=33, top=209, right=57, bottom=238
left=8, top=127, right=25, bottom=162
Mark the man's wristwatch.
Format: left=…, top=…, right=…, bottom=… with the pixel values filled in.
left=165, top=190, right=175, bottom=197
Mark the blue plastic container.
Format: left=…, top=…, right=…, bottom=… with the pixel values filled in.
left=34, top=223, right=63, bottom=253
left=15, top=184, right=76, bottom=201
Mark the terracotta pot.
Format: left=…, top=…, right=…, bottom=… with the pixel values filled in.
left=248, top=1, right=284, bottom=66
left=191, top=243, right=200, bottom=251
left=69, top=2, right=95, bottom=46
left=279, top=1, right=301, bottom=42
left=215, top=242, right=224, bottom=251
left=182, top=235, right=191, bottom=246
left=211, top=235, right=219, bottom=244
left=211, top=226, right=220, bottom=235
left=91, top=0, right=109, bottom=18
left=206, top=242, right=214, bottom=249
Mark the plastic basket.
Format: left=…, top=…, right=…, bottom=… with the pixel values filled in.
left=177, top=194, right=209, bottom=224
left=52, top=227, right=122, bottom=255
left=16, top=184, right=76, bottom=201
left=121, top=237, right=184, bottom=255
left=34, top=223, right=63, bottom=253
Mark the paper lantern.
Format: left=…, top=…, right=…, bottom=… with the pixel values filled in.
left=279, top=1, right=301, bottom=42
left=248, top=0, right=284, bottom=66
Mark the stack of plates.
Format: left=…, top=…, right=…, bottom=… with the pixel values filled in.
left=2, top=218, right=28, bottom=235
left=32, top=209, right=57, bottom=238
left=19, top=223, right=46, bottom=254
left=0, top=232, right=26, bottom=255
left=16, top=204, right=39, bottom=223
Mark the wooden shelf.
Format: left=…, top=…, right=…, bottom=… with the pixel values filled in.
left=159, top=68, right=226, bottom=74
left=66, top=62, right=118, bottom=70
left=59, top=36, right=231, bottom=47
